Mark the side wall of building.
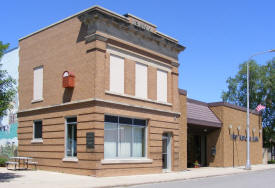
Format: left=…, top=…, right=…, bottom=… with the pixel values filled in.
left=210, top=106, right=262, bottom=167
left=179, top=93, right=187, bottom=170
left=18, top=15, right=182, bottom=176
left=207, top=106, right=224, bottom=167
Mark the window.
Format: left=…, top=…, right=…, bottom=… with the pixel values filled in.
left=33, top=120, right=42, bottom=139
left=104, top=115, right=146, bottom=159
left=33, top=66, right=43, bottom=101
left=66, top=117, right=77, bottom=157
left=110, top=54, right=124, bottom=93
left=135, top=63, right=148, bottom=98
left=157, top=69, right=167, bottom=102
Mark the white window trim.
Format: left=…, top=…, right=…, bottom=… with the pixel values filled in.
left=103, top=115, right=149, bottom=160
left=31, top=98, right=44, bottom=103
left=101, top=158, right=153, bottom=164
left=105, top=90, right=172, bottom=106
left=64, top=116, right=78, bottom=160
left=62, top=157, right=79, bottom=162
left=32, top=120, right=43, bottom=143
left=31, top=138, right=43, bottom=143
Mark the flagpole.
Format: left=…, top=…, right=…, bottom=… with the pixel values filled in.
left=245, top=49, right=275, bottom=170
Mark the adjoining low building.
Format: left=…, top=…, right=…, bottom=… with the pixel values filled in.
left=17, top=6, right=263, bottom=177
left=184, top=97, right=262, bottom=168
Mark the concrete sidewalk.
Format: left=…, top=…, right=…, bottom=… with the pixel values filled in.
left=1, top=164, right=275, bottom=188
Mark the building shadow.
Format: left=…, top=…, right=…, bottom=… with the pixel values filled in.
left=76, top=23, right=88, bottom=43
left=62, top=88, right=74, bottom=103
left=0, top=172, right=22, bottom=182
left=207, top=129, right=220, bottom=165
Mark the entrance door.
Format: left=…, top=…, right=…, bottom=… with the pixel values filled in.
left=162, top=133, right=171, bottom=171
left=200, top=135, right=206, bottom=167
left=187, top=134, right=207, bottom=167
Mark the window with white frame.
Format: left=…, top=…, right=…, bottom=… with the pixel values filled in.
left=33, top=66, right=43, bottom=101
left=135, top=62, right=148, bottom=99
left=109, top=54, right=124, bottom=93
left=157, top=69, right=168, bottom=102
left=66, top=117, right=77, bottom=157
left=33, top=120, right=42, bottom=139
left=104, top=115, right=146, bottom=159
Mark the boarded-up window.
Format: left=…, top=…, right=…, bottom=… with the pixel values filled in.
left=110, top=54, right=124, bottom=93
left=157, top=69, right=167, bottom=102
left=33, top=66, right=43, bottom=101
left=135, top=63, right=147, bottom=99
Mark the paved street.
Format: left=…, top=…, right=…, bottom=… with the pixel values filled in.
left=1, top=165, right=275, bottom=188
left=129, top=168, right=275, bottom=188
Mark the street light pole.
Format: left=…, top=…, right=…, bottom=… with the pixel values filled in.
left=245, top=49, right=275, bottom=170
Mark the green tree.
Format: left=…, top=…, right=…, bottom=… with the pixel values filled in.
left=222, top=59, right=275, bottom=147
left=0, top=41, right=16, bottom=117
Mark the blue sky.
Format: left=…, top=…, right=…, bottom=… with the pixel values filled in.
left=1, top=0, right=274, bottom=102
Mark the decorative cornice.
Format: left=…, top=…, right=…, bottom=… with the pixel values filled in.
left=85, top=33, right=108, bottom=43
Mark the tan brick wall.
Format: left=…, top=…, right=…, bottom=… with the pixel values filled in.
left=209, top=106, right=262, bottom=167
left=19, top=16, right=178, bottom=113
left=18, top=15, right=181, bottom=177
left=207, top=106, right=224, bottom=167
left=179, top=94, right=187, bottom=170
left=124, top=59, right=135, bottom=96
left=147, top=66, right=157, bottom=100
left=18, top=18, right=96, bottom=111
left=18, top=102, right=180, bottom=176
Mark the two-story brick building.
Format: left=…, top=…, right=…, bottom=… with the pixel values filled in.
left=17, top=6, right=263, bottom=177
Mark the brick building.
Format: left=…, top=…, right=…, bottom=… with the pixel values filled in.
left=17, top=6, right=263, bottom=177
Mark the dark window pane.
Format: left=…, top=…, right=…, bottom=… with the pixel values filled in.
left=73, top=124, right=77, bottom=157
left=67, top=117, right=77, bottom=124
left=133, top=119, right=146, bottom=126
left=105, top=115, right=118, bottom=123
left=34, top=121, right=42, bottom=139
left=119, top=117, right=132, bottom=124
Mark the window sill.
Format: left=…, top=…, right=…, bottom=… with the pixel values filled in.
left=101, top=158, right=153, bottom=164
left=62, top=157, right=78, bottom=162
left=105, top=91, right=172, bottom=106
left=31, top=99, right=44, bottom=103
left=31, top=139, right=43, bottom=143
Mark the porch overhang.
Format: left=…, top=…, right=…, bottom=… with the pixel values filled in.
left=187, top=98, right=222, bottom=128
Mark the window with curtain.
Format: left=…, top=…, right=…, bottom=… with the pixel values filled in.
left=66, top=117, right=77, bottom=157
left=104, top=115, right=146, bottom=159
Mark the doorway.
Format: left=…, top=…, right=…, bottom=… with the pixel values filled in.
left=162, top=133, right=171, bottom=171
left=187, top=134, right=207, bottom=167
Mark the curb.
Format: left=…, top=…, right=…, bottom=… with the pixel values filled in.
left=93, top=166, right=275, bottom=188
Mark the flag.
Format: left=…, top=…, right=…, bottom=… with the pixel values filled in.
left=256, top=104, right=265, bottom=112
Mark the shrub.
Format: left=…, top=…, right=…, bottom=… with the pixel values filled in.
left=268, top=160, right=275, bottom=164
left=0, top=157, right=8, bottom=167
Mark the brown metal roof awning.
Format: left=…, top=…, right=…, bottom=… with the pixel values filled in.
left=187, top=98, right=222, bottom=128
